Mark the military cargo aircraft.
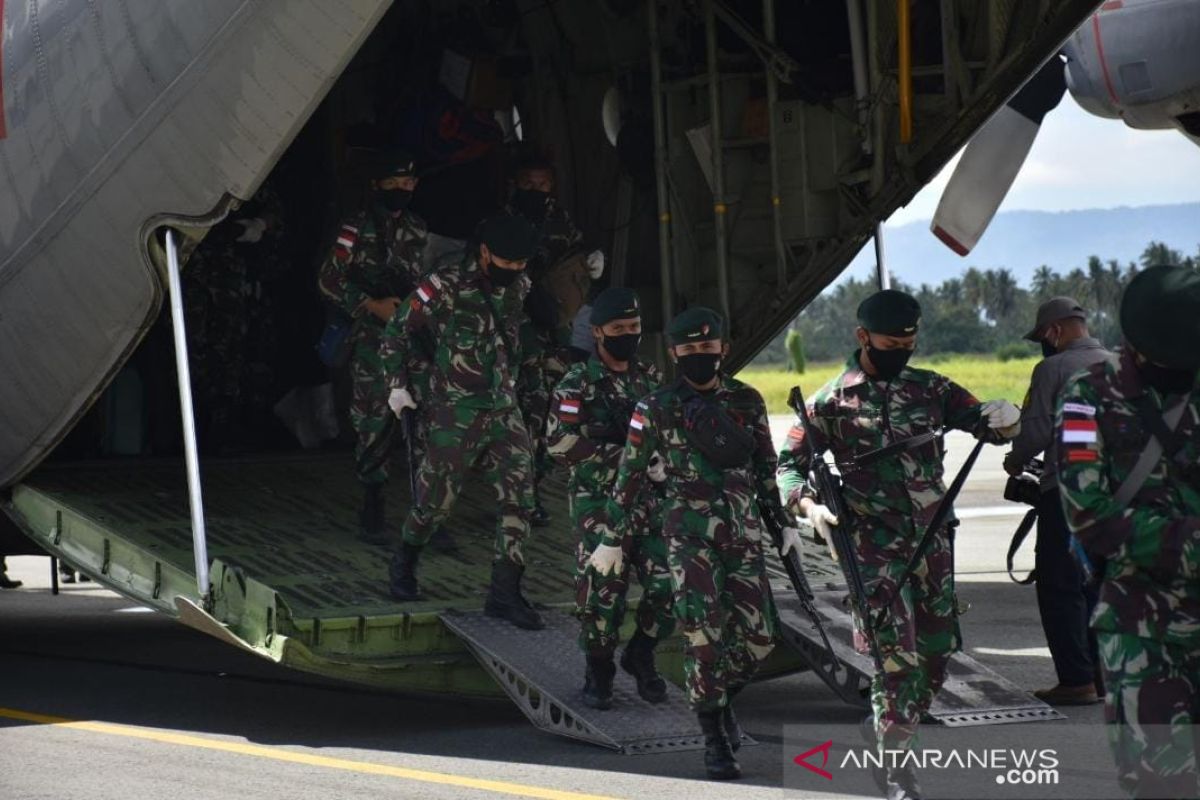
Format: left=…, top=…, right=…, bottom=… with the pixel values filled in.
left=934, top=0, right=1200, bottom=255
left=1, top=0, right=1105, bottom=750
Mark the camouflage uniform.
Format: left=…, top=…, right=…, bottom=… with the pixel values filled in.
left=184, top=185, right=288, bottom=451
left=381, top=254, right=534, bottom=564
left=1056, top=347, right=1200, bottom=798
left=777, top=352, right=1008, bottom=754
left=546, top=356, right=674, bottom=656
left=510, top=203, right=585, bottom=495
left=317, top=207, right=428, bottom=486
left=595, top=375, right=782, bottom=712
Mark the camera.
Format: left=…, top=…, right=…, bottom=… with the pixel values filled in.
left=1003, top=459, right=1044, bottom=507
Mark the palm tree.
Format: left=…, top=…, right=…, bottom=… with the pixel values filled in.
left=1031, top=265, right=1055, bottom=298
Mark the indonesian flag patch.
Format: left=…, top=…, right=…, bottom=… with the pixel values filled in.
left=629, top=409, right=647, bottom=444
left=558, top=397, right=581, bottom=423
left=334, top=224, right=358, bottom=260
left=416, top=279, right=438, bottom=305
left=1061, top=403, right=1099, bottom=463
left=1061, top=419, right=1098, bottom=445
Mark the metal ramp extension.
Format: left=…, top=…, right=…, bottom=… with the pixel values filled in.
left=775, top=589, right=1066, bottom=727
left=441, top=608, right=754, bottom=754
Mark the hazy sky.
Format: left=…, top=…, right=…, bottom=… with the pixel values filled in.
left=886, top=99, right=1200, bottom=228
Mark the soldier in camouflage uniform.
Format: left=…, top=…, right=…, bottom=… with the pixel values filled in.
left=381, top=214, right=544, bottom=631
left=1056, top=265, right=1200, bottom=799
left=506, top=153, right=590, bottom=527
left=777, top=290, right=1021, bottom=800
left=317, top=150, right=428, bottom=545
left=184, top=183, right=287, bottom=454
left=592, top=307, right=797, bottom=781
left=545, top=288, right=674, bottom=710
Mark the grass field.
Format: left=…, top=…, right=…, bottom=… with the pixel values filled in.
left=739, top=355, right=1039, bottom=415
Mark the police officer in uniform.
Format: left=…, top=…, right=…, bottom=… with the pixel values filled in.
left=1056, top=265, right=1200, bottom=799
left=318, top=149, right=427, bottom=544
left=777, top=290, right=1021, bottom=800
left=593, top=307, right=799, bottom=781
left=381, top=214, right=543, bottom=631
left=546, top=288, right=674, bottom=710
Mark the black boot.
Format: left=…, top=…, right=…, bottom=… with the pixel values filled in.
left=722, top=685, right=745, bottom=751
left=620, top=630, right=667, bottom=703
left=358, top=484, right=390, bottom=545
left=697, top=709, right=741, bottom=780
left=886, top=764, right=922, bottom=800
left=0, top=574, right=22, bottom=590
left=484, top=560, right=545, bottom=630
left=388, top=543, right=424, bottom=601
left=581, top=655, right=616, bottom=710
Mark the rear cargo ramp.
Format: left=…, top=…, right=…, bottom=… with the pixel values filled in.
left=772, top=541, right=1065, bottom=727
left=440, top=608, right=755, bottom=754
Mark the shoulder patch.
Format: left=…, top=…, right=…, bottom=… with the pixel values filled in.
left=1062, top=402, right=1096, bottom=417
left=334, top=224, right=359, bottom=261
left=416, top=278, right=440, bottom=305
left=557, top=393, right=581, bottom=422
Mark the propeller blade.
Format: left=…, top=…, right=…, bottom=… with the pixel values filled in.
left=931, top=58, right=1068, bottom=256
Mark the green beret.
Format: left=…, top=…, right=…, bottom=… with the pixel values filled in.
left=479, top=214, right=539, bottom=261
left=590, top=288, right=641, bottom=326
left=668, top=306, right=723, bottom=345
left=1120, top=265, right=1200, bottom=370
left=857, top=290, right=921, bottom=336
left=370, top=147, right=418, bottom=179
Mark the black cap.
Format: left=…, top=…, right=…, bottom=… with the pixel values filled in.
left=668, top=307, right=723, bottom=344
left=857, top=290, right=921, bottom=336
left=1023, top=296, right=1087, bottom=341
left=479, top=214, right=539, bottom=261
left=590, top=288, right=641, bottom=326
left=1120, top=265, right=1200, bottom=370
left=368, top=147, right=418, bottom=179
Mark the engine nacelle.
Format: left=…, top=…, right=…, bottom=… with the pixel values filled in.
left=1064, top=0, right=1200, bottom=131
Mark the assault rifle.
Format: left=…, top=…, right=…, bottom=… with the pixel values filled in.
left=758, top=498, right=841, bottom=682
left=787, top=386, right=884, bottom=671
left=400, top=408, right=420, bottom=500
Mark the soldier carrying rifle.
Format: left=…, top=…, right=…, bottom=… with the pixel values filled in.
left=777, top=289, right=1021, bottom=800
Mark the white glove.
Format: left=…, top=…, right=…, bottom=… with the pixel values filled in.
left=586, top=249, right=606, bottom=280
left=235, top=218, right=266, bottom=243
left=588, top=543, right=623, bottom=576
left=981, top=400, right=1021, bottom=429
left=805, top=503, right=839, bottom=542
left=780, top=526, right=803, bottom=556
left=388, top=387, right=417, bottom=417
left=647, top=451, right=667, bottom=483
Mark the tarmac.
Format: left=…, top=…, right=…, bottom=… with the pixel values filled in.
left=0, top=427, right=1116, bottom=800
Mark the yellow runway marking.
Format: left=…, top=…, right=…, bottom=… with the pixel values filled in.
left=0, top=707, right=619, bottom=800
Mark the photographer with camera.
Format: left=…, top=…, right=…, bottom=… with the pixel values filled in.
left=1003, top=297, right=1110, bottom=706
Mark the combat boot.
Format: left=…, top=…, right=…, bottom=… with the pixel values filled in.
left=484, top=560, right=545, bottom=630
left=697, top=709, right=741, bottom=780
left=620, top=630, right=667, bottom=703
left=388, top=543, right=424, bottom=601
left=722, top=685, right=745, bottom=751
left=359, top=484, right=390, bottom=545
left=885, top=764, right=922, bottom=800
left=581, top=655, right=616, bottom=710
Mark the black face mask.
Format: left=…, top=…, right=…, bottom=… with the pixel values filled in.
left=512, top=188, right=551, bottom=223
left=678, top=353, right=721, bottom=386
left=378, top=188, right=413, bottom=213
left=1041, top=340, right=1058, bottom=359
left=1138, top=360, right=1199, bottom=395
left=867, top=345, right=912, bottom=380
left=487, top=262, right=522, bottom=289
left=602, top=333, right=640, bottom=362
